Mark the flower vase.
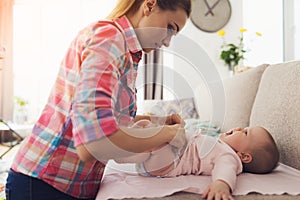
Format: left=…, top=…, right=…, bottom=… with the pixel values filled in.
left=228, top=64, right=235, bottom=76
left=14, top=106, right=28, bottom=124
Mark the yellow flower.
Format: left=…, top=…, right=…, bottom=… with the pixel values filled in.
left=217, top=30, right=226, bottom=36
left=255, top=32, right=262, bottom=37
left=218, top=28, right=262, bottom=68
left=240, top=28, right=247, bottom=33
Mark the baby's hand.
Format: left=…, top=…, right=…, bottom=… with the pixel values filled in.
left=165, top=114, right=185, bottom=127
left=202, top=180, right=234, bottom=200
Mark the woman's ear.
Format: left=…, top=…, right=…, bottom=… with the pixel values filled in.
left=237, top=152, right=252, bottom=163
left=143, top=0, right=157, bottom=16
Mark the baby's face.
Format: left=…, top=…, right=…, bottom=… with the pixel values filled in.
left=219, top=126, right=268, bottom=153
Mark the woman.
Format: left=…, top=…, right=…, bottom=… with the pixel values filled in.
left=6, top=0, right=191, bottom=199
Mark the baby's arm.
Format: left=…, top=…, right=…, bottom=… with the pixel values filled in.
left=201, top=145, right=242, bottom=200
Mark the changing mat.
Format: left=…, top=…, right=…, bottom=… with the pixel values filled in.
left=96, top=161, right=300, bottom=200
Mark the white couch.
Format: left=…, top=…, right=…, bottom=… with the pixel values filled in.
left=136, top=60, right=300, bottom=200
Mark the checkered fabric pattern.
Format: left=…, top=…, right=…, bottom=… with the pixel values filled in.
left=11, top=16, right=142, bottom=199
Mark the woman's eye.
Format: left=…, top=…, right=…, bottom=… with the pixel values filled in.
left=167, top=24, right=175, bottom=36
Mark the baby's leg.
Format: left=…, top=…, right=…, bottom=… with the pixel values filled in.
left=115, top=119, right=157, bottom=163
left=143, top=144, right=177, bottom=177
left=119, top=119, right=176, bottom=174
left=114, top=152, right=151, bottom=164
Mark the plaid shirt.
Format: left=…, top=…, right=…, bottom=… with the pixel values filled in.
left=12, top=16, right=142, bottom=199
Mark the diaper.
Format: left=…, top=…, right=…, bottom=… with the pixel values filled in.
left=136, top=150, right=180, bottom=177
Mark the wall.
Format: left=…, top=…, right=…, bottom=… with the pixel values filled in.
left=295, top=1, right=300, bottom=60
left=284, top=0, right=300, bottom=61
left=0, top=0, right=14, bottom=120
left=162, top=0, right=243, bottom=107
left=243, top=0, right=283, bottom=66
left=164, top=0, right=284, bottom=122
left=5, top=0, right=287, bottom=121
left=177, top=0, right=284, bottom=76
left=12, top=0, right=118, bottom=122
left=179, top=0, right=244, bottom=79
left=0, top=56, right=3, bottom=117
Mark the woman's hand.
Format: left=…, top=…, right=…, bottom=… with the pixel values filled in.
left=144, top=114, right=185, bottom=127
left=202, top=180, right=233, bottom=200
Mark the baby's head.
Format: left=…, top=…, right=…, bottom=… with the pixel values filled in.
left=220, top=126, right=279, bottom=174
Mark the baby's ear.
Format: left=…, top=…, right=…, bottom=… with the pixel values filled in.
left=237, top=152, right=252, bottom=163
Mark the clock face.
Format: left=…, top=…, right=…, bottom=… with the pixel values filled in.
left=191, top=0, right=232, bottom=33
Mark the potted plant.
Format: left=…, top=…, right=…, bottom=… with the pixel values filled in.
left=14, top=96, right=29, bottom=124
left=217, top=28, right=262, bottom=73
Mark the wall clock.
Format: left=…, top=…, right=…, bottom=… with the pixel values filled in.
left=191, top=0, right=232, bottom=33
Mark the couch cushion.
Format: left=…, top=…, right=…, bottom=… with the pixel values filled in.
left=220, top=64, right=269, bottom=132
left=142, top=97, right=199, bottom=119
left=250, top=61, right=300, bottom=170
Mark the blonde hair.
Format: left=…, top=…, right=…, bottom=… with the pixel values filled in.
left=107, top=0, right=191, bottom=20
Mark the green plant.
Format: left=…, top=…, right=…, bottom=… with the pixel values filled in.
left=217, top=28, right=262, bottom=70
left=13, top=96, right=29, bottom=124
left=14, top=96, right=28, bottom=108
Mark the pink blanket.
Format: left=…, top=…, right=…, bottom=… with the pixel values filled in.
left=96, top=162, right=300, bottom=200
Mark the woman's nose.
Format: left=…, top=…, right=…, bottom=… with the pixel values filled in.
left=162, top=37, right=171, bottom=47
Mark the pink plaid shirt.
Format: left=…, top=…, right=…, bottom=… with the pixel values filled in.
left=12, top=16, right=142, bottom=199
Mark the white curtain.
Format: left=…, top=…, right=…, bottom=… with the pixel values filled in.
left=144, top=50, right=163, bottom=100
left=12, top=0, right=117, bottom=123
left=0, top=0, right=14, bottom=120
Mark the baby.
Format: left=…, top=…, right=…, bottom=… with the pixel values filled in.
left=115, top=120, right=279, bottom=200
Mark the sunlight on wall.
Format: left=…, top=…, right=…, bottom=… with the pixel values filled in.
left=295, top=1, right=300, bottom=60
left=13, top=0, right=117, bottom=123
left=242, top=0, right=283, bottom=66
left=12, top=0, right=298, bottom=123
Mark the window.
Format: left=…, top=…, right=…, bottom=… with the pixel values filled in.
left=242, top=0, right=284, bottom=66
left=243, top=0, right=300, bottom=64
left=12, top=0, right=117, bottom=123
left=284, top=0, right=300, bottom=61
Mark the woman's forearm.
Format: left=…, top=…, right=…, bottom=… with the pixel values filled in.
left=76, top=125, right=181, bottom=162
left=107, top=125, right=173, bottom=153
left=134, top=115, right=168, bottom=125
left=133, top=115, right=151, bottom=122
